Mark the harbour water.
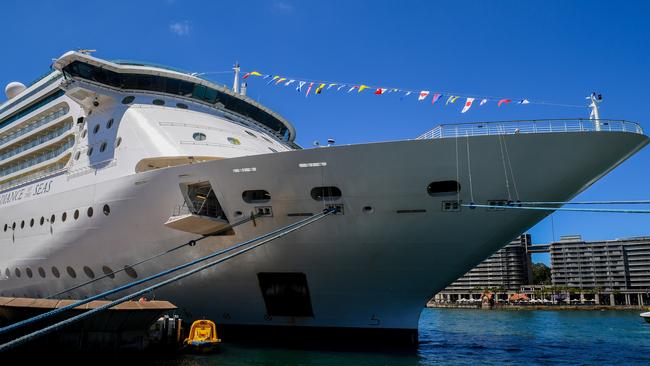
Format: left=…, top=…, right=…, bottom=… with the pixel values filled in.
left=155, top=308, right=650, bottom=365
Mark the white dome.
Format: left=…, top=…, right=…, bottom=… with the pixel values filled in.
left=5, top=81, right=26, bottom=100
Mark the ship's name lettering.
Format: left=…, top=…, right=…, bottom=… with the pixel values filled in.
left=0, top=180, right=53, bottom=206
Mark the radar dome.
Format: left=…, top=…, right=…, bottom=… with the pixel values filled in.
left=5, top=81, right=26, bottom=100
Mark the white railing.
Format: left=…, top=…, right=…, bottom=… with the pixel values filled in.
left=0, top=106, right=69, bottom=148
left=416, top=119, right=643, bottom=140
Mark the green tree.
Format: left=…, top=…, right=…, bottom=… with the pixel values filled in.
left=532, top=263, right=552, bottom=285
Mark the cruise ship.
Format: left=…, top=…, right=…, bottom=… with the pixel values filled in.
left=0, top=51, right=647, bottom=344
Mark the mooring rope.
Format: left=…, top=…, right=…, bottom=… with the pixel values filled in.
left=0, top=208, right=336, bottom=352
left=517, top=200, right=650, bottom=205
left=462, top=204, right=650, bottom=214
left=0, top=209, right=334, bottom=337
left=45, top=212, right=262, bottom=300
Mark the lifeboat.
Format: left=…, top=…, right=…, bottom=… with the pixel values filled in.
left=184, top=319, right=221, bottom=352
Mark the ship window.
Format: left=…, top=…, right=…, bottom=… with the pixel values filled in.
left=87, top=147, right=94, bottom=156
left=262, top=136, right=272, bottom=143
left=15, top=268, right=21, bottom=278
left=103, top=204, right=110, bottom=215
left=121, top=96, right=135, bottom=104
left=66, top=266, right=77, bottom=278
left=40, top=217, right=44, bottom=225
left=124, top=265, right=138, bottom=278
left=30, top=218, right=34, bottom=227
left=12, top=222, right=16, bottom=230
left=93, top=124, right=100, bottom=134
left=193, top=132, right=206, bottom=141
left=269, top=147, right=278, bottom=153
left=74, top=210, right=80, bottom=220
left=77, top=117, right=85, bottom=125
left=106, top=119, right=114, bottom=129
left=152, top=99, right=165, bottom=106
left=227, top=137, right=241, bottom=145
left=427, top=181, right=460, bottom=197
left=50, top=214, right=55, bottom=224
left=38, top=267, right=46, bottom=278
left=87, top=207, right=94, bottom=217
left=4, top=268, right=9, bottom=278
left=81, top=129, right=87, bottom=138
left=61, top=212, right=67, bottom=222
left=20, top=220, right=25, bottom=229
left=257, top=272, right=314, bottom=317
left=51, top=266, right=60, bottom=278
left=310, top=186, right=342, bottom=201
left=245, top=130, right=257, bottom=138
left=102, top=266, right=115, bottom=279
left=25, top=268, right=33, bottom=278
left=83, top=266, right=95, bottom=279
left=242, top=190, right=271, bottom=203
left=176, top=103, right=188, bottom=109
left=3, top=224, right=6, bottom=232
left=74, top=151, right=81, bottom=160
left=100, top=142, right=107, bottom=153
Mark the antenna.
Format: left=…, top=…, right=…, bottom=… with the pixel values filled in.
left=233, top=62, right=240, bottom=94
left=587, top=92, right=603, bottom=131
left=78, top=49, right=97, bottom=55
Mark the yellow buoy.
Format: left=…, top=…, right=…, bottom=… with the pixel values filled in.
left=184, top=319, right=221, bottom=352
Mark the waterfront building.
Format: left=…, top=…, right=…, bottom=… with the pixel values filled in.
left=434, top=234, right=533, bottom=302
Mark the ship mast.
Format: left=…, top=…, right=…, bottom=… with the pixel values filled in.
left=588, top=92, right=603, bottom=131
left=232, top=62, right=240, bottom=94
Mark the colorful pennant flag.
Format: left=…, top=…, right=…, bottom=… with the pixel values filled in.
left=498, top=99, right=512, bottom=107
left=306, top=82, right=314, bottom=97
left=275, top=77, right=287, bottom=85
left=242, top=71, right=262, bottom=79
left=285, top=79, right=295, bottom=86
left=519, top=99, right=530, bottom=104
left=418, top=91, right=430, bottom=101
left=337, top=85, right=346, bottom=91
left=375, top=88, right=387, bottom=95
left=297, top=81, right=306, bottom=92
left=267, top=75, right=279, bottom=85
left=358, top=85, right=370, bottom=93
left=348, top=86, right=358, bottom=93
left=446, top=96, right=459, bottom=105
left=328, top=83, right=337, bottom=90
left=431, top=93, right=442, bottom=104
left=262, top=74, right=271, bottom=79
left=461, top=98, right=475, bottom=113
left=315, top=83, right=326, bottom=94
left=480, top=98, right=488, bottom=106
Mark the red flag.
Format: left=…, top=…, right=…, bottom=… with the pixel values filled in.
left=374, top=88, right=387, bottom=95
left=498, top=99, right=512, bottom=107
left=431, top=93, right=442, bottom=104
left=306, top=82, right=314, bottom=97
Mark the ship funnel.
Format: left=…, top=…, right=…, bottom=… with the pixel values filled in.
left=241, top=82, right=247, bottom=96
left=5, top=81, right=26, bottom=100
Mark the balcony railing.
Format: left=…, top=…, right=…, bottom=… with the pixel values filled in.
left=416, top=119, right=643, bottom=140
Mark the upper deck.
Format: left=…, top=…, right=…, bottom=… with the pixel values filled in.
left=416, top=119, right=643, bottom=140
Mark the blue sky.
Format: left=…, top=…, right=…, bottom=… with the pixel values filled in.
left=3, top=0, right=650, bottom=264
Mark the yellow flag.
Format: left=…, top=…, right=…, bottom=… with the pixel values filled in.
left=250, top=71, right=262, bottom=77
left=276, top=77, right=287, bottom=84
left=315, top=83, right=326, bottom=94
left=358, top=85, right=369, bottom=93
left=451, top=96, right=459, bottom=103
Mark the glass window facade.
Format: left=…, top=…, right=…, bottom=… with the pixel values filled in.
left=63, top=61, right=290, bottom=139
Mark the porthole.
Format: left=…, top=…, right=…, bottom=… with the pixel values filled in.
left=245, top=130, right=257, bottom=138
left=66, top=266, right=77, bottom=278
left=20, top=220, right=24, bottom=229
left=242, top=190, right=271, bottom=203
left=152, top=99, right=165, bottom=106
left=50, top=214, right=55, bottom=224
left=262, top=136, right=272, bottom=143
left=15, top=268, right=21, bottom=278
left=74, top=210, right=80, bottom=220
left=103, top=204, right=110, bottom=216
left=176, top=103, right=188, bottom=109
left=310, top=186, right=342, bottom=201
left=106, top=119, right=114, bottom=129
left=124, top=266, right=138, bottom=279
left=4, top=268, right=10, bottom=278
left=268, top=147, right=278, bottom=153
left=193, top=132, right=206, bottom=141
left=93, top=124, right=100, bottom=134
left=87, top=207, right=94, bottom=217
left=100, top=142, right=107, bottom=153
left=87, top=147, right=94, bottom=156
left=3, top=224, right=6, bottom=232
left=234, top=210, right=243, bottom=217
left=115, top=137, right=122, bottom=147
left=25, top=268, right=33, bottom=278
left=61, top=212, right=67, bottom=222
left=81, top=129, right=87, bottom=138
left=362, top=206, right=374, bottom=214
left=12, top=222, right=15, bottom=230
left=83, top=266, right=95, bottom=279
left=51, top=266, right=60, bottom=278
left=38, top=267, right=46, bottom=278
left=102, top=266, right=115, bottom=279
left=40, top=217, right=45, bottom=226
left=121, top=95, right=135, bottom=104
left=30, top=218, right=34, bottom=227
left=227, top=137, right=241, bottom=145
left=74, top=151, right=81, bottom=160
left=427, top=181, right=461, bottom=197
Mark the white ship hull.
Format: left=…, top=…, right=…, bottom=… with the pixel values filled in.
left=1, top=130, right=646, bottom=342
